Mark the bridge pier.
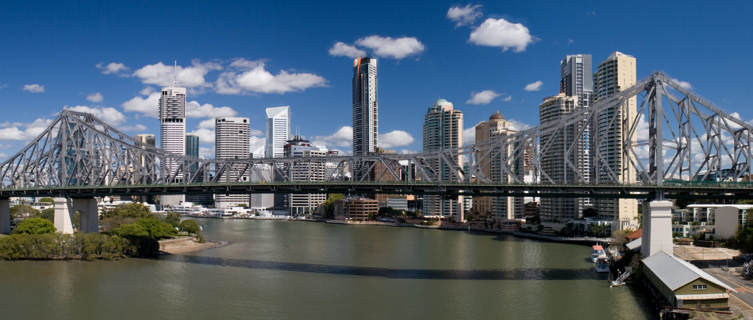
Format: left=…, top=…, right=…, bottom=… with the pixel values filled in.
left=0, top=198, right=10, bottom=234
left=54, top=198, right=75, bottom=234
left=641, top=200, right=673, bottom=257
left=73, top=198, right=98, bottom=233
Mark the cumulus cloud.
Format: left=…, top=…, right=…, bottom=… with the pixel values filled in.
left=199, top=147, right=213, bottom=159
left=524, top=80, right=543, bottom=91
left=22, top=84, right=45, bottom=93
left=503, top=95, right=512, bottom=102
left=312, top=126, right=353, bottom=150
left=466, top=90, right=500, bottom=105
left=669, top=77, right=692, bottom=90
left=378, top=130, right=414, bottom=149
left=469, top=18, right=534, bottom=52
left=133, top=60, right=221, bottom=88
left=328, top=42, right=367, bottom=58
left=139, top=87, right=155, bottom=95
left=187, top=101, right=237, bottom=118
left=0, top=118, right=53, bottom=141
left=197, top=119, right=215, bottom=129
left=447, top=4, right=483, bottom=27
left=215, top=59, right=326, bottom=94
left=97, top=62, right=129, bottom=75
left=463, top=124, right=478, bottom=146
left=122, top=92, right=161, bottom=118
left=120, top=124, right=147, bottom=132
left=250, top=136, right=265, bottom=157
left=355, top=35, right=425, bottom=59
left=189, top=128, right=215, bottom=145
left=63, top=105, right=126, bottom=125
left=86, top=92, right=103, bottom=103
left=250, top=128, right=263, bottom=136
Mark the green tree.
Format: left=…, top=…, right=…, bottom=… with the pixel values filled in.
left=113, top=223, right=149, bottom=238
left=12, top=217, right=56, bottom=235
left=10, top=205, right=40, bottom=219
left=321, top=193, right=345, bottom=219
left=179, top=220, right=201, bottom=234
left=39, top=208, right=55, bottom=222
left=135, top=217, right=176, bottom=239
left=101, top=203, right=154, bottom=232
left=38, top=197, right=54, bottom=204
left=164, top=212, right=181, bottom=227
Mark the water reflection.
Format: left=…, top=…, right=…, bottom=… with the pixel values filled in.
left=164, top=255, right=603, bottom=280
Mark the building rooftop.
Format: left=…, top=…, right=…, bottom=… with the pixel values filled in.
left=642, top=251, right=734, bottom=291
left=489, top=111, right=504, bottom=120
left=687, top=204, right=753, bottom=209
left=265, top=106, right=290, bottom=118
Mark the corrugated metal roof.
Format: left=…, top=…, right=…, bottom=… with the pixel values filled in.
left=642, top=251, right=734, bottom=292
left=675, top=293, right=730, bottom=300
left=626, top=238, right=641, bottom=250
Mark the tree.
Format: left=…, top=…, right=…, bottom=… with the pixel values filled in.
left=179, top=220, right=201, bottom=234
left=164, top=212, right=181, bottom=227
left=38, top=197, right=54, bottom=204
left=39, top=208, right=54, bottom=222
left=101, top=203, right=154, bottom=232
left=321, top=193, right=345, bottom=218
left=12, top=217, right=56, bottom=235
left=10, top=205, right=40, bottom=219
left=582, top=207, right=598, bottom=218
left=135, top=217, right=176, bottom=239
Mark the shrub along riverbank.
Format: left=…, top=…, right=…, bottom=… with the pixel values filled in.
left=0, top=203, right=203, bottom=260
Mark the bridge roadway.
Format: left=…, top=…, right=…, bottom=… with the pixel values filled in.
left=1, top=181, right=752, bottom=200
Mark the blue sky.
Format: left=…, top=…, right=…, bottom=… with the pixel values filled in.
left=0, top=0, right=751, bottom=159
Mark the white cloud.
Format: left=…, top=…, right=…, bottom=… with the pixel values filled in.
left=469, top=18, right=534, bottom=52
left=355, top=35, right=425, bottom=59
left=328, top=42, right=367, bottom=58
left=250, top=128, right=263, bottom=136
left=63, top=105, right=126, bottom=125
left=669, top=77, right=692, bottom=90
left=122, top=92, right=161, bottom=118
left=312, top=126, right=352, bottom=150
left=524, top=80, right=543, bottom=91
left=463, top=124, right=478, bottom=146
left=86, top=92, right=103, bottom=103
left=133, top=60, right=221, bottom=88
left=378, top=130, right=414, bottom=149
left=189, top=128, right=215, bottom=145
left=447, top=4, right=483, bottom=27
left=97, top=62, right=129, bottom=75
left=197, top=119, right=215, bottom=129
left=503, top=95, right=512, bottom=102
left=119, top=124, right=147, bottom=132
left=22, top=84, right=45, bottom=93
left=250, top=136, right=265, bottom=157
left=466, top=90, right=500, bottom=105
left=139, top=87, right=154, bottom=95
left=0, top=118, right=53, bottom=141
left=187, top=101, right=237, bottom=118
left=216, top=58, right=327, bottom=94
left=199, top=147, right=213, bottom=159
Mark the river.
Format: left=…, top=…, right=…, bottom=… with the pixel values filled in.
left=0, top=219, right=655, bottom=319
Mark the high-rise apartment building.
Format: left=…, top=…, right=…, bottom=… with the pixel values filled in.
left=561, top=54, right=593, bottom=214
left=265, top=106, right=290, bottom=158
left=423, top=99, right=464, bottom=221
left=352, top=57, right=378, bottom=155
left=472, top=111, right=520, bottom=220
left=539, top=93, right=581, bottom=222
left=159, top=86, right=186, bottom=206
left=185, top=134, right=199, bottom=158
left=593, top=51, right=638, bottom=230
left=284, top=136, right=327, bottom=216
left=215, top=117, right=250, bottom=208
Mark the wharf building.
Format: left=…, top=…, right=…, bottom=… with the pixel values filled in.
left=422, top=99, right=464, bottom=221
left=593, top=51, right=638, bottom=230
left=159, top=86, right=187, bottom=207
left=215, top=117, right=251, bottom=208
left=284, top=136, right=327, bottom=217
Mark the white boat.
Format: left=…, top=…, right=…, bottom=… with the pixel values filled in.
left=594, top=256, right=610, bottom=273
left=591, top=245, right=605, bottom=263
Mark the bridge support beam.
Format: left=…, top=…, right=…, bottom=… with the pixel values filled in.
left=73, top=198, right=98, bottom=233
left=641, top=200, right=673, bottom=258
left=0, top=198, right=10, bottom=234
left=54, top=198, right=75, bottom=234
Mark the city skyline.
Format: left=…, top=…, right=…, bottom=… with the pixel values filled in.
left=0, top=1, right=751, bottom=161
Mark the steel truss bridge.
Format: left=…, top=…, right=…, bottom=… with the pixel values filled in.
left=1, top=72, right=753, bottom=200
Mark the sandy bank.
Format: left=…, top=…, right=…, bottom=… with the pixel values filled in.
left=159, top=237, right=227, bottom=255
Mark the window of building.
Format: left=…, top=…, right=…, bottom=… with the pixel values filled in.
left=692, top=284, right=707, bottom=290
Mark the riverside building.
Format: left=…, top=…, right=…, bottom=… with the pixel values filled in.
left=352, top=57, right=378, bottom=155
left=215, top=117, right=251, bottom=208
left=423, top=99, right=464, bottom=221
left=159, top=86, right=187, bottom=206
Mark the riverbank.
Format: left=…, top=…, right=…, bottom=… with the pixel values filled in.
left=159, top=237, right=227, bottom=255
left=323, top=220, right=610, bottom=245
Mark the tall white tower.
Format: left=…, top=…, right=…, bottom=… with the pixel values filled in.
left=159, top=86, right=187, bottom=206
left=265, top=106, right=290, bottom=158
left=215, top=117, right=251, bottom=208
left=352, top=57, right=378, bottom=155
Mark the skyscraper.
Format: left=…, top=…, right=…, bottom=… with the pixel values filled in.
left=159, top=86, right=186, bottom=206
left=560, top=54, right=593, bottom=214
left=352, top=57, right=378, bottom=155
left=423, top=99, right=464, bottom=221
left=284, top=135, right=327, bottom=217
left=185, top=134, right=212, bottom=206
left=473, top=111, right=519, bottom=220
left=265, top=106, right=290, bottom=158
left=593, top=51, right=638, bottom=230
left=539, top=93, right=580, bottom=222
left=215, top=117, right=250, bottom=208
left=185, top=134, right=199, bottom=158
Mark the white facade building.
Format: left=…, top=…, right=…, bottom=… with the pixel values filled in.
left=215, top=117, right=251, bottom=208
left=159, top=86, right=186, bottom=206
left=285, top=136, right=327, bottom=216
left=265, top=106, right=290, bottom=158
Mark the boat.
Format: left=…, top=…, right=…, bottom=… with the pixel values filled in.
left=591, top=245, right=605, bottom=263
left=610, top=270, right=631, bottom=287
left=594, top=256, right=610, bottom=273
